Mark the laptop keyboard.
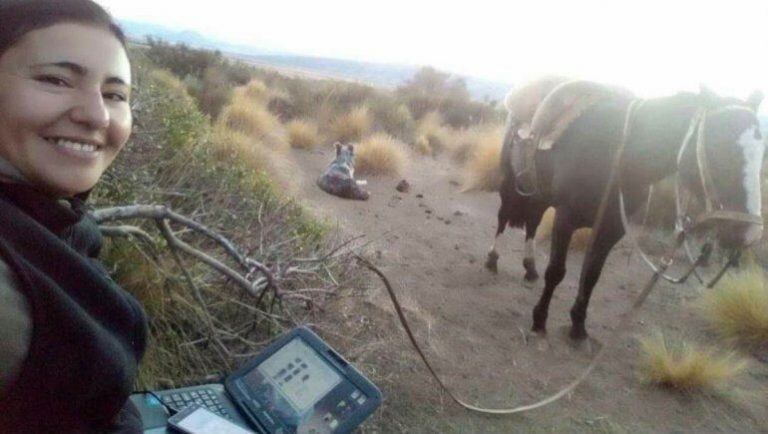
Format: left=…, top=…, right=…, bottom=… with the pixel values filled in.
left=160, top=388, right=231, bottom=419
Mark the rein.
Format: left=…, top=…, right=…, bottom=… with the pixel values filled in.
left=619, top=102, right=761, bottom=285
left=356, top=98, right=754, bottom=416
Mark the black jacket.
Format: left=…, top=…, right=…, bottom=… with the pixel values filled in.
left=0, top=182, right=148, bottom=433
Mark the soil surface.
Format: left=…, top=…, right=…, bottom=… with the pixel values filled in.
left=289, top=145, right=768, bottom=433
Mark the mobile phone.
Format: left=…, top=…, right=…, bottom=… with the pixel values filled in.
left=167, top=404, right=255, bottom=434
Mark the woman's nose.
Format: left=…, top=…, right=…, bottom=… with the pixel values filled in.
left=69, top=90, right=109, bottom=129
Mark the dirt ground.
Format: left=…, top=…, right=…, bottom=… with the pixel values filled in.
left=288, top=144, right=768, bottom=434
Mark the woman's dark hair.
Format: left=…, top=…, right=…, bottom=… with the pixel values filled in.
left=0, top=0, right=126, bottom=58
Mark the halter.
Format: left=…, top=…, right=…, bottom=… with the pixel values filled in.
left=618, top=101, right=763, bottom=285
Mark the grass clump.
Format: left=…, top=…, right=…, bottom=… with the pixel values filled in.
left=415, top=111, right=451, bottom=156
left=329, top=105, right=372, bottom=143
left=637, top=331, right=747, bottom=391
left=287, top=119, right=321, bottom=149
left=697, top=267, right=768, bottom=348
left=239, top=78, right=270, bottom=102
left=355, top=133, right=408, bottom=176
left=535, top=208, right=593, bottom=250
left=219, top=98, right=280, bottom=140
left=459, top=125, right=504, bottom=191
left=414, top=135, right=432, bottom=156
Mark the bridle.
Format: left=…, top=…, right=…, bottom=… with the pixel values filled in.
left=618, top=102, right=763, bottom=286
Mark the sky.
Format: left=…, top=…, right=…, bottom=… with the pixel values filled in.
left=98, top=0, right=768, bottom=111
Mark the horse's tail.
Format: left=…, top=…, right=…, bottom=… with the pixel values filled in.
left=499, top=112, right=516, bottom=179
left=496, top=117, right=530, bottom=232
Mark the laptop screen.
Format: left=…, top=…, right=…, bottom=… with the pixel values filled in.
left=255, top=338, right=342, bottom=413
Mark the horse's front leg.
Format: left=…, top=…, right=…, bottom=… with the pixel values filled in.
left=532, top=207, right=576, bottom=333
left=569, top=222, right=623, bottom=340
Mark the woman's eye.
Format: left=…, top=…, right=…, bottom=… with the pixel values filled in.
left=103, top=92, right=127, bottom=102
left=36, top=75, right=70, bottom=87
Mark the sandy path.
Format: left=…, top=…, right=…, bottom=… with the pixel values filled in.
left=289, top=145, right=768, bottom=433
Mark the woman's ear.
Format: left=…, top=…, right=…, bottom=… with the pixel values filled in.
left=334, top=142, right=342, bottom=156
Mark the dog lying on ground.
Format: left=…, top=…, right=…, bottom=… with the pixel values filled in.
left=317, top=143, right=370, bottom=200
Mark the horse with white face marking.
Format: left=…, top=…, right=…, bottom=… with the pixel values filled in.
left=489, top=82, right=764, bottom=340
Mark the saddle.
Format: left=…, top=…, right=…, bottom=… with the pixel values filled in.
left=508, top=79, right=634, bottom=194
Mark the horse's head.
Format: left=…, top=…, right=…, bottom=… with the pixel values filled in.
left=678, top=90, right=765, bottom=249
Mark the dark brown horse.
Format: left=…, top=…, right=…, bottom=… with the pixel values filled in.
left=488, top=84, right=764, bottom=340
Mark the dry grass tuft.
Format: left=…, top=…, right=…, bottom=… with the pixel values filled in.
left=637, top=332, right=747, bottom=391
left=355, top=133, right=408, bottom=176
left=219, top=99, right=280, bottom=140
left=451, top=125, right=496, bottom=164
left=237, top=78, right=270, bottom=103
left=414, top=135, right=432, bottom=156
left=458, top=125, right=504, bottom=191
left=211, top=125, right=293, bottom=191
left=329, top=106, right=373, bottom=143
left=148, top=69, right=188, bottom=95
left=535, top=208, right=593, bottom=250
left=415, top=111, right=452, bottom=156
left=287, top=119, right=321, bottom=149
left=697, top=267, right=768, bottom=348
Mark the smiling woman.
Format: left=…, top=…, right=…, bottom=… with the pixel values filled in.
left=0, top=1, right=148, bottom=433
left=0, top=21, right=132, bottom=197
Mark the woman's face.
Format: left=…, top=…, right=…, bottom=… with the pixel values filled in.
left=0, top=23, right=131, bottom=198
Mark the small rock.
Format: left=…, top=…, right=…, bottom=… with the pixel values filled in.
left=444, top=220, right=452, bottom=225
left=449, top=180, right=460, bottom=186
left=425, top=209, right=432, bottom=214
left=454, top=244, right=460, bottom=250
left=375, top=250, right=383, bottom=259
left=416, top=193, right=424, bottom=198
left=453, top=210, right=464, bottom=216
left=437, top=216, right=444, bottom=221
left=396, top=179, right=411, bottom=193
left=418, top=203, right=426, bottom=208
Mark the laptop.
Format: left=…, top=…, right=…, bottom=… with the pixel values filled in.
left=130, top=327, right=382, bottom=434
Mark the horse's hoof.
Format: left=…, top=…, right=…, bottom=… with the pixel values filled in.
left=568, top=326, right=588, bottom=341
left=485, top=251, right=499, bottom=273
left=527, top=330, right=550, bottom=352
left=524, top=270, right=539, bottom=282
left=559, top=326, right=602, bottom=354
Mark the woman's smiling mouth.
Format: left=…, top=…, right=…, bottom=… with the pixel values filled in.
left=43, top=136, right=102, bottom=158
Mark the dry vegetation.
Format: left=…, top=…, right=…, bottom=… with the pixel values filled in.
left=328, top=105, right=373, bottom=143
left=355, top=133, right=408, bottom=176
left=459, top=125, right=505, bottom=191
left=286, top=118, right=322, bottom=149
left=637, top=332, right=748, bottom=392
left=697, top=267, right=768, bottom=348
left=536, top=208, right=594, bottom=250
left=415, top=111, right=452, bottom=156
left=96, top=48, right=347, bottom=388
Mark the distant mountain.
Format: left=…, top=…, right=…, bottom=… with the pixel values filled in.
left=235, top=54, right=510, bottom=102
left=119, top=20, right=511, bottom=102
left=119, top=20, right=277, bottom=56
